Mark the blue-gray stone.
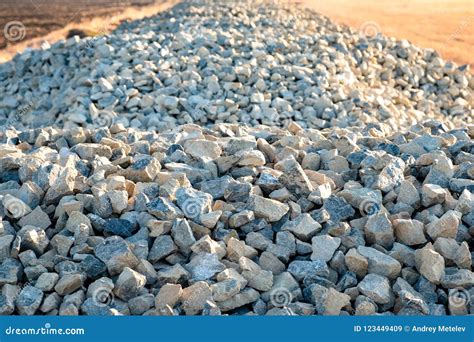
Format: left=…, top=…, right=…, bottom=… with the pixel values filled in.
left=103, top=218, right=137, bottom=238
left=80, top=255, right=107, bottom=279
left=288, top=260, right=329, bottom=282
left=322, top=195, right=355, bottom=222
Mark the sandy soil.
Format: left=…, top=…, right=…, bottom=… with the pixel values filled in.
left=299, top=0, right=474, bottom=68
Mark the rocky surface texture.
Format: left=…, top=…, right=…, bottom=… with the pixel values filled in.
left=0, top=0, right=472, bottom=316
left=0, top=1, right=472, bottom=132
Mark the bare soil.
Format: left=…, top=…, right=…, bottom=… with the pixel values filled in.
left=299, top=0, right=474, bottom=68
left=0, top=0, right=176, bottom=62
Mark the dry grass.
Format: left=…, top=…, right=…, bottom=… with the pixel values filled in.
left=299, top=0, right=474, bottom=68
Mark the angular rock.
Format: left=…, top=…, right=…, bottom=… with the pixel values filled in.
left=55, top=274, right=84, bottom=296
left=171, top=218, right=196, bottom=255
left=249, top=195, right=289, bottom=222
left=357, top=246, right=401, bottom=279
left=240, top=257, right=273, bottom=291
left=421, top=184, right=447, bottom=207
left=393, top=219, right=427, bottom=246
left=35, top=272, right=59, bottom=291
left=148, top=235, right=177, bottom=263
left=211, top=279, right=241, bottom=302
left=345, top=248, right=368, bottom=278
left=414, top=243, right=445, bottom=284
left=114, top=267, right=146, bottom=301
left=181, top=281, right=213, bottom=315
left=155, top=284, right=182, bottom=309
left=426, top=210, right=460, bottom=240
left=185, top=253, right=225, bottom=281
left=176, top=187, right=212, bottom=222
left=275, top=156, right=314, bottom=196
left=288, top=260, right=329, bottom=282
left=184, top=139, right=222, bottom=160
left=103, top=218, right=137, bottom=238
left=16, top=286, right=43, bottom=315
left=311, top=235, right=341, bottom=262
left=310, top=285, right=350, bottom=315
left=364, top=212, right=394, bottom=249
left=217, top=288, right=260, bottom=312
left=229, top=210, right=255, bottom=228
left=322, top=195, right=355, bottom=222
left=94, top=236, right=139, bottom=276
left=227, top=237, right=258, bottom=262
left=282, top=213, right=321, bottom=241
left=358, top=274, right=392, bottom=304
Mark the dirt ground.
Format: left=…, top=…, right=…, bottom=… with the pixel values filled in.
left=0, top=0, right=473, bottom=68
left=300, top=0, right=474, bottom=68
left=0, top=0, right=177, bottom=63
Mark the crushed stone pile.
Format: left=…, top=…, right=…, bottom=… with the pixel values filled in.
left=0, top=1, right=472, bottom=132
left=0, top=0, right=473, bottom=316
left=1, top=121, right=473, bottom=316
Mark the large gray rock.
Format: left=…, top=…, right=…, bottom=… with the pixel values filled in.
left=155, top=283, right=182, bottom=309
left=364, top=212, right=394, bottom=249
left=114, top=267, right=147, bottom=301
left=55, top=274, right=84, bottom=295
left=175, top=187, right=213, bottom=223
left=148, top=235, right=177, bottom=263
left=393, top=219, right=427, bottom=246
left=415, top=243, right=445, bottom=284
left=94, top=236, right=139, bottom=276
left=282, top=214, right=321, bottom=241
left=181, top=281, right=213, bottom=315
left=249, top=195, right=289, bottom=222
left=311, top=235, right=341, bottom=262
left=309, top=284, right=351, bottom=315
left=357, top=246, right=401, bottom=279
left=287, top=260, right=329, bottom=281
left=171, top=218, right=196, bottom=255
left=16, top=286, right=44, bottom=315
left=185, top=253, right=225, bottom=281
left=358, top=274, right=392, bottom=304
left=217, top=288, right=260, bottom=312
left=426, top=210, right=460, bottom=240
